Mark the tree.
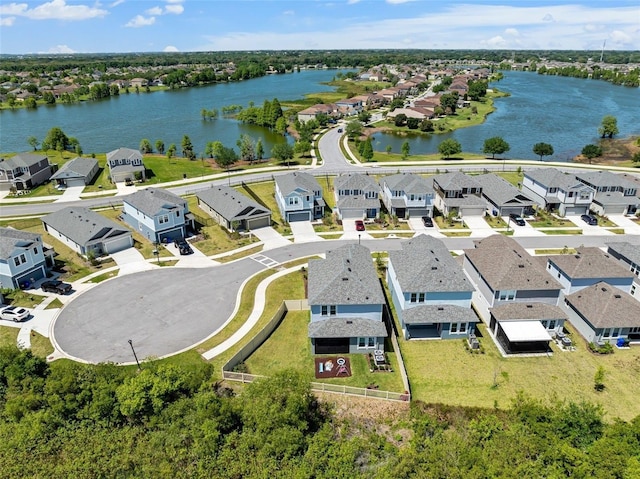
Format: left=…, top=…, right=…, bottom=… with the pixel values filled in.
left=271, top=143, right=294, bottom=166
left=345, top=120, right=363, bottom=139
left=632, top=151, right=640, bottom=164
left=27, top=136, right=40, bottom=151
left=440, top=92, right=459, bottom=114
left=214, top=145, right=238, bottom=172
left=420, top=119, right=434, bottom=132
left=598, top=115, right=619, bottom=138
left=236, top=134, right=256, bottom=164
left=483, top=137, right=510, bottom=159
left=155, top=140, right=165, bottom=154
left=407, top=117, right=420, bottom=130
left=139, top=139, right=152, bottom=154
left=582, top=144, right=603, bottom=163
left=394, top=114, right=407, bottom=127
left=357, top=110, right=371, bottom=123
left=275, top=117, right=288, bottom=136
left=43, top=127, right=70, bottom=151
left=438, top=138, right=462, bottom=159
left=294, top=140, right=312, bottom=158
left=385, top=145, right=392, bottom=154
left=167, top=143, right=177, bottom=160
left=361, top=138, right=374, bottom=162
left=401, top=141, right=410, bottom=160
left=532, top=142, right=554, bottom=160
left=256, top=139, right=264, bottom=161
left=181, top=135, right=195, bottom=160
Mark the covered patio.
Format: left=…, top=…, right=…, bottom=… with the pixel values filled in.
left=496, top=320, right=552, bottom=354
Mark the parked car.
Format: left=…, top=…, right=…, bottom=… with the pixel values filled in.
left=581, top=214, right=598, bottom=225
left=41, top=280, right=72, bottom=294
left=421, top=216, right=434, bottom=227
left=337, top=128, right=343, bottom=133
left=509, top=213, right=526, bottom=226
left=0, top=305, right=30, bottom=322
left=355, top=220, right=365, bottom=231
left=175, top=239, right=193, bottom=255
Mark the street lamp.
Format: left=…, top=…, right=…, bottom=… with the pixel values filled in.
left=153, top=241, right=160, bottom=264
left=128, top=339, right=141, bottom=370
left=358, top=234, right=361, bottom=245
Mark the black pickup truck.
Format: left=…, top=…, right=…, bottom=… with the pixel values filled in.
left=41, top=280, right=72, bottom=294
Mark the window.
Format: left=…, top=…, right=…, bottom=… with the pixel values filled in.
left=450, top=323, right=458, bottom=333
left=541, top=320, right=548, bottom=328
left=418, top=293, right=425, bottom=303
left=330, top=305, right=337, bottom=316
left=33, top=247, right=38, bottom=255
left=603, top=329, right=611, bottom=338
left=498, top=290, right=516, bottom=301
left=158, top=215, right=169, bottom=224
left=568, top=191, right=574, bottom=198
left=632, top=285, right=636, bottom=295
left=288, top=197, right=299, bottom=206
left=460, top=323, right=466, bottom=333
left=13, top=254, right=26, bottom=267
left=410, top=293, right=417, bottom=303
left=368, top=337, right=375, bottom=348
left=176, top=211, right=180, bottom=217
left=358, top=337, right=366, bottom=348
left=358, top=337, right=375, bottom=349
left=321, top=305, right=328, bottom=316
left=549, top=320, right=556, bottom=330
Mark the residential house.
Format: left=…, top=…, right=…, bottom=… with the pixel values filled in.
left=563, top=282, right=640, bottom=345
left=432, top=172, right=487, bottom=217
left=545, top=247, right=635, bottom=295
left=522, top=168, right=594, bottom=216
left=274, top=171, right=325, bottom=222
left=335, top=98, right=363, bottom=116
left=50, top=157, right=99, bottom=188
left=106, top=147, right=146, bottom=184
left=474, top=173, right=536, bottom=217
left=606, top=242, right=640, bottom=300
left=296, top=104, right=336, bottom=123
left=575, top=170, right=640, bottom=215
left=380, top=173, right=435, bottom=219
left=122, top=187, right=193, bottom=242
left=0, top=227, right=51, bottom=289
left=0, top=153, right=52, bottom=191
left=385, top=107, right=435, bottom=120
left=196, top=185, right=271, bottom=231
left=42, top=207, right=133, bottom=257
left=387, top=234, right=476, bottom=340
left=307, top=244, right=387, bottom=354
left=333, top=173, right=380, bottom=220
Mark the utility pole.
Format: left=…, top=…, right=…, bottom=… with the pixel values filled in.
left=128, top=339, right=141, bottom=370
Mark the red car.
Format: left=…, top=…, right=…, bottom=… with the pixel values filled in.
left=355, top=220, right=365, bottom=231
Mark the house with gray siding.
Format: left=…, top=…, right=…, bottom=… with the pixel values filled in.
left=387, top=234, right=476, bottom=340
left=106, top=147, right=146, bottom=184
left=122, top=187, right=193, bottom=243
left=274, top=171, right=325, bottom=222
left=545, top=247, right=635, bottom=295
left=575, top=170, right=640, bottom=216
left=474, top=173, right=535, bottom=217
left=196, top=185, right=271, bottom=232
left=307, top=244, right=387, bottom=354
left=0, top=227, right=50, bottom=289
left=380, top=173, right=435, bottom=219
left=333, top=173, right=380, bottom=220
left=432, top=172, right=487, bottom=217
left=563, top=282, right=640, bottom=345
left=521, top=168, right=593, bottom=216
left=42, top=207, right=133, bottom=257
left=0, top=153, right=52, bottom=191
left=606, top=241, right=640, bottom=300
left=50, top=157, right=99, bottom=188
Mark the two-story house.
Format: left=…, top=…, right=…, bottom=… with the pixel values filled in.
left=606, top=242, right=640, bottom=300
left=0, top=227, right=51, bottom=289
left=380, top=173, right=435, bottom=219
left=122, top=187, right=193, bottom=242
left=335, top=97, right=364, bottom=116
left=333, top=173, right=380, bottom=220
left=387, top=234, right=477, bottom=340
left=522, top=168, right=594, bottom=216
left=106, top=147, right=146, bottom=184
left=307, top=244, right=387, bottom=354
left=575, top=170, right=640, bottom=216
left=432, top=172, right=487, bottom=218
left=274, top=172, right=325, bottom=223
left=474, top=173, right=536, bottom=217
left=463, top=235, right=565, bottom=354
left=0, top=153, right=52, bottom=191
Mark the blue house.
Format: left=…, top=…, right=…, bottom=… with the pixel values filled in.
left=0, top=227, right=51, bottom=290
left=387, top=234, right=476, bottom=340
left=333, top=173, right=380, bottom=220
left=380, top=173, right=435, bottom=219
left=274, top=171, right=325, bottom=223
left=307, top=244, right=387, bottom=354
left=122, top=187, right=193, bottom=243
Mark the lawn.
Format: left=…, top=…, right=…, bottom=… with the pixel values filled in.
left=398, top=321, right=640, bottom=421
left=236, top=181, right=290, bottom=234
left=434, top=216, right=468, bottom=229
left=142, top=155, right=222, bottom=184
left=484, top=215, right=508, bottom=228
left=542, top=229, right=583, bottom=235
left=534, top=248, right=577, bottom=255
left=0, top=326, right=19, bottom=347
left=528, top=210, right=577, bottom=228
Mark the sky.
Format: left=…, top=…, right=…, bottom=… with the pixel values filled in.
left=1, top=0, right=639, bottom=55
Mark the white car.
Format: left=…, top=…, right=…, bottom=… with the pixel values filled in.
left=0, top=305, right=31, bottom=322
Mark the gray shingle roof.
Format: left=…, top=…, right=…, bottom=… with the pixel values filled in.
left=0, top=227, right=41, bottom=260
left=106, top=147, right=142, bottom=163
left=382, top=173, right=434, bottom=195
left=606, top=241, right=640, bottom=267
left=464, top=235, right=562, bottom=291
left=490, top=302, right=567, bottom=321
left=475, top=173, right=535, bottom=208
left=334, top=172, right=378, bottom=192
left=50, top=157, right=98, bottom=181
left=564, top=282, right=640, bottom=328
left=196, top=185, right=270, bottom=221
left=547, top=247, right=635, bottom=280
left=0, top=153, right=47, bottom=170
left=390, top=234, right=473, bottom=293
left=337, top=196, right=380, bottom=209
left=123, top=187, right=186, bottom=217
left=275, top=171, right=320, bottom=196
left=308, top=317, right=388, bottom=338
left=308, top=244, right=384, bottom=306
left=576, top=170, right=639, bottom=190
left=433, top=171, right=481, bottom=191
left=524, top=168, right=586, bottom=190
left=42, top=207, right=130, bottom=246
left=402, top=304, right=478, bottom=325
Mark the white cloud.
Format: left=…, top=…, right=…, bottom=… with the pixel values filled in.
left=1, top=0, right=108, bottom=21
left=386, top=0, right=415, bottom=4
left=125, top=15, right=155, bottom=27
left=146, top=7, right=163, bottom=16
left=347, top=0, right=361, bottom=4
left=46, top=44, right=76, bottom=53
left=1, top=16, right=16, bottom=26
left=504, top=28, right=519, bottom=37
left=484, top=35, right=508, bottom=48
left=163, top=45, right=179, bottom=52
left=542, top=13, right=554, bottom=22
left=609, top=29, right=632, bottom=45
left=164, top=4, right=183, bottom=14
left=282, top=10, right=295, bottom=16
left=110, top=0, right=125, bottom=7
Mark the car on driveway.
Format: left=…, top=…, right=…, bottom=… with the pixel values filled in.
left=422, top=216, right=434, bottom=227
left=41, top=280, right=72, bottom=294
left=581, top=214, right=598, bottom=225
left=355, top=220, right=365, bottom=231
left=174, top=239, right=193, bottom=255
left=509, top=213, right=526, bottom=226
left=0, top=305, right=30, bottom=322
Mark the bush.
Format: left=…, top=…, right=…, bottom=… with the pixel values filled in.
left=589, top=342, right=614, bottom=354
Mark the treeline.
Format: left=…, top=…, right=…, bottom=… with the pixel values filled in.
left=537, top=65, right=640, bottom=87
left=1, top=346, right=639, bottom=478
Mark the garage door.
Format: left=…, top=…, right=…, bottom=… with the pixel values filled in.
left=341, top=209, right=364, bottom=219
left=563, top=206, right=587, bottom=216
left=66, top=178, right=86, bottom=188
left=460, top=206, right=486, bottom=217
left=408, top=208, right=429, bottom=218
left=288, top=211, right=311, bottom=222
left=501, top=207, right=523, bottom=216
left=103, top=234, right=133, bottom=254
left=315, top=338, right=350, bottom=354
left=247, top=216, right=270, bottom=230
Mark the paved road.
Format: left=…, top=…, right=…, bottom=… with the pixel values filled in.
left=317, top=126, right=358, bottom=171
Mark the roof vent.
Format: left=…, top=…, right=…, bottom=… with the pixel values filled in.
left=437, top=306, right=444, bottom=311
left=601, top=287, right=607, bottom=292
left=431, top=266, right=437, bottom=270
left=518, top=264, right=525, bottom=268
left=614, top=294, right=621, bottom=299
left=526, top=304, right=533, bottom=308
left=346, top=320, right=353, bottom=324
left=342, top=277, right=348, bottom=281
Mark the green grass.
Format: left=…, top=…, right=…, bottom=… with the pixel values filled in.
left=0, top=327, right=19, bottom=348
left=605, top=228, right=625, bottom=234
left=30, top=331, right=54, bottom=358
left=595, top=215, right=617, bottom=227
left=141, top=155, right=222, bottom=184
left=495, top=171, right=524, bottom=186
left=237, top=181, right=290, bottom=234
left=434, top=216, right=468, bottom=229
left=0, top=289, right=47, bottom=308
left=542, top=229, right=583, bottom=235
left=365, top=220, right=411, bottom=231
left=88, top=269, right=120, bottom=283
left=45, top=298, right=64, bottom=309
left=534, top=248, right=578, bottom=255
left=369, top=232, right=415, bottom=238
left=484, top=215, right=507, bottom=228
left=216, top=245, right=264, bottom=263
left=528, top=210, right=577, bottom=228
left=441, top=231, right=473, bottom=237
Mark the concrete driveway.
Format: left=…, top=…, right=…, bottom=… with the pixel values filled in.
left=609, top=215, right=640, bottom=234
left=110, top=247, right=155, bottom=275
left=290, top=221, right=323, bottom=243
left=565, top=215, right=615, bottom=236
left=341, top=219, right=374, bottom=240
left=54, top=185, right=85, bottom=203
left=251, top=226, right=291, bottom=250
left=408, top=217, right=444, bottom=238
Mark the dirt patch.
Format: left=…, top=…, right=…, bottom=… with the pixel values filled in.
left=572, top=135, right=640, bottom=166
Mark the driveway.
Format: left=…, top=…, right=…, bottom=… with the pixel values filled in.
left=408, top=217, right=444, bottom=238
left=290, top=221, right=323, bottom=243
left=565, top=215, right=615, bottom=236
left=604, top=215, right=640, bottom=235
left=463, top=215, right=495, bottom=238
left=340, top=219, right=374, bottom=240
left=251, top=226, right=291, bottom=250
left=54, top=185, right=85, bottom=203
left=110, top=247, right=155, bottom=275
